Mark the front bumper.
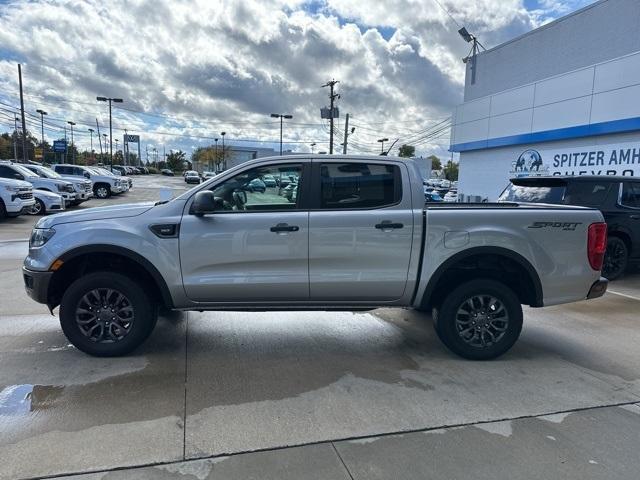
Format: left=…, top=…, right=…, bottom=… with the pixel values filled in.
left=587, top=277, right=608, bottom=299
left=6, top=198, right=35, bottom=216
left=23, top=267, right=53, bottom=304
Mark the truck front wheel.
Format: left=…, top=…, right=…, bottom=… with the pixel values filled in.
left=59, top=272, right=158, bottom=356
left=94, top=183, right=111, bottom=199
left=434, top=279, right=523, bottom=360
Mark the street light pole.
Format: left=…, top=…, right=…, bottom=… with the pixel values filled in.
left=97, top=96, right=123, bottom=172
left=36, top=109, right=47, bottom=162
left=88, top=128, right=94, bottom=161
left=270, top=113, right=293, bottom=155
left=377, top=137, right=389, bottom=155
left=67, top=121, right=76, bottom=163
left=220, top=131, right=226, bottom=170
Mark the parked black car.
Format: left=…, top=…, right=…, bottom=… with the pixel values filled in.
left=499, top=176, right=640, bottom=279
left=160, top=169, right=174, bottom=176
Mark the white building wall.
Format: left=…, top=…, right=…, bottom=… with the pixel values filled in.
left=458, top=131, right=640, bottom=201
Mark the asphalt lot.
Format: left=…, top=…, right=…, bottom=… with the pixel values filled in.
left=1, top=175, right=639, bottom=479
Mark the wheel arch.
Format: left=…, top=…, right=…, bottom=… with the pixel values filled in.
left=420, top=246, right=544, bottom=310
left=48, top=244, right=174, bottom=310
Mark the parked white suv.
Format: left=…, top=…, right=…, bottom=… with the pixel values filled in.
left=53, top=164, right=124, bottom=199
left=23, top=164, right=93, bottom=206
left=0, top=161, right=76, bottom=206
left=0, top=177, right=35, bottom=218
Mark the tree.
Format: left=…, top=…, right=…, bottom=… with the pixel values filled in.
left=444, top=160, right=459, bottom=181
left=191, top=145, right=231, bottom=172
left=398, top=144, right=415, bottom=158
left=427, top=154, right=442, bottom=171
left=166, top=150, right=187, bottom=171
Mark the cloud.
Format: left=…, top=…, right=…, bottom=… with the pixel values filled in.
left=0, top=0, right=595, bottom=159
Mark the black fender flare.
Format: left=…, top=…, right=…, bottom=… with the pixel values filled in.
left=56, top=244, right=174, bottom=308
left=421, top=246, right=544, bottom=308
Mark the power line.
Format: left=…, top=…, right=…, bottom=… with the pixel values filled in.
left=431, top=0, right=462, bottom=29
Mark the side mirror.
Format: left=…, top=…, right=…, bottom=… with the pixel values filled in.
left=192, top=191, right=223, bottom=216
left=84, top=172, right=91, bottom=179
left=14, top=173, right=24, bottom=180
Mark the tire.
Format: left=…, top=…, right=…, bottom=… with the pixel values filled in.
left=434, top=279, right=523, bottom=360
left=0, top=200, right=6, bottom=219
left=59, top=272, right=158, bottom=357
left=29, top=198, right=45, bottom=215
left=94, top=184, right=111, bottom=199
left=602, top=236, right=628, bottom=280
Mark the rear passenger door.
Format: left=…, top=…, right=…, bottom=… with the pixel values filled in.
left=308, top=160, right=414, bottom=301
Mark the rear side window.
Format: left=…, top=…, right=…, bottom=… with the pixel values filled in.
left=56, top=166, right=71, bottom=175
left=499, top=184, right=565, bottom=204
left=319, top=162, right=401, bottom=209
left=621, top=182, right=640, bottom=208
left=563, top=182, right=612, bottom=207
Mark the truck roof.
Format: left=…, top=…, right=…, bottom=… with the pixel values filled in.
left=511, top=175, right=637, bottom=183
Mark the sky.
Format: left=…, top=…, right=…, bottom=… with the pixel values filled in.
left=0, top=0, right=597, bottom=160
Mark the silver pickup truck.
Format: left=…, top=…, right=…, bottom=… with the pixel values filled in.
left=23, top=155, right=608, bottom=359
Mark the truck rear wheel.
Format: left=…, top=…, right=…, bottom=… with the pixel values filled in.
left=602, top=236, right=628, bottom=280
left=434, top=279, right=523, bottom=360
left=59, top=272, right=157, bottom=357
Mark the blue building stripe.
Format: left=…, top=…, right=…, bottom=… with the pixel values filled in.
left=450, top=116, right=640, bottom=152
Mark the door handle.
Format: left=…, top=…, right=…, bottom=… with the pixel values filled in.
left=375, top=221, right=404, bottom=230
left=270, top=223, right=300, bottom=233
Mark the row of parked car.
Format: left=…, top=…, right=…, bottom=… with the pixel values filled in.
left=424, top=178, right=458, bottom=203
left=0, top=160, right=133, bottom=219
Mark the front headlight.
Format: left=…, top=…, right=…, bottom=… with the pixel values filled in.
left=29, top=228, right=56, bottom=248
left=4, top=185, right=20, bottom=192
left=57, top=183, right=66, bottom=192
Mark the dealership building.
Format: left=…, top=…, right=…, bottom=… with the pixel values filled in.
left=450, top=0, right=640, bottom=201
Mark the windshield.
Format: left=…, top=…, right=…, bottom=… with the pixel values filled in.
left=37, top=166, right=63, bottom=179
left=13, top=164, right=38, bottom=178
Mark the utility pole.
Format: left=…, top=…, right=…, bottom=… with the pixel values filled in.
left=310, top=142, right=316, bottom=154
left=18, top=64, right=28, bottom=163
left=67, top=121, right=76, bottom=163
left=342, top=113, right=355, bottom=155
left=322, top=79, right=339, bottom=154
left=13, top=116, right=19, bottom=160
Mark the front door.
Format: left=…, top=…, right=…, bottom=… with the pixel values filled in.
left=180, top=161, right=310, bottom=302
left=308, top=160, right=414, bottom=301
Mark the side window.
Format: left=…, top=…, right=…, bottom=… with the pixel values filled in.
left=56, top=166, right=70, bottom=175
left=319, top=162, right=401, bottom=209
left=621, top=182, right=640, bottom=208
left=0, top=165, right=15, bottom=179
left=74, top=168, right=85, bottom=176
left=210, top=163, right=304, bottom=212
left=563, top=182, right=612, bottom=207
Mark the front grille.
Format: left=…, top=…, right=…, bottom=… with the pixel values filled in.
left=84, top=183, right=91, bottom=192
left=18, top=192, right=33, bottom=200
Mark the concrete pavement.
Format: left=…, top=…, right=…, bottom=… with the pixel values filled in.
left=1, top=175, right=640, bottom=479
